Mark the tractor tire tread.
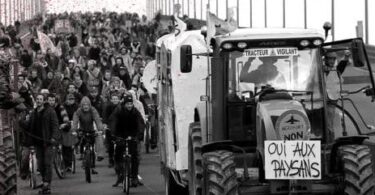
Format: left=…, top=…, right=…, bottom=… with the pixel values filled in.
left=0, top=146, right=17, bottom=195
left=203, top=150, right=238, bottom=195
left=339, top=145, right=374, bottom=195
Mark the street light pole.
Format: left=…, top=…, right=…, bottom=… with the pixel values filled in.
left=365, top=0, right=369, bottom=43
left=226, top=0, right=228, bottom=19
left=331, top=0, right=335, bottom=41
left=236, top=0, right=239, bottom=26
left=304, top=0, right=307, bottom=29
left=283, top=0, right=285, bottom=28
left=264, top=0, right=267, bottom=27
left=250, top=0, right=252, bottom=27
left=194, top=0, right=196, bottom=19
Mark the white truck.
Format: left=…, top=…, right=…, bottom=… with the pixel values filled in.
left=152, top=28, right=208, bottom=193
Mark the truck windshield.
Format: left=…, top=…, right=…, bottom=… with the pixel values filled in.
left=226, top=48, right=323, bottom=101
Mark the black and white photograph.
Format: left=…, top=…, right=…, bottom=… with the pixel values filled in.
left=1, top=0, right=375, bottom=194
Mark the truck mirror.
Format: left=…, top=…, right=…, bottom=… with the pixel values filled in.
left=180, top=45, right=192, bottom=73
left=351, top=39, right=366, bottom=67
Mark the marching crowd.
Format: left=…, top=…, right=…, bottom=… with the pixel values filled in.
left=0, top=10, right=166, bottom=195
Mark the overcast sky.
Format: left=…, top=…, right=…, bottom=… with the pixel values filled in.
left=154, top=0, right=374, bottom=44
left=43, top=0, right=375, bottom=44
left=46, top=0, right=146, bottom=16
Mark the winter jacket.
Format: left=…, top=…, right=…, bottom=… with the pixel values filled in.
left=72, top=97, right=103, bottom=133
left=110, top=104, right=144, bottom=140
left=20, top=103, right=60, bottom=146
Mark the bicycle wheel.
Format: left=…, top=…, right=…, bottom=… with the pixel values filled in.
left=54, top=149, right=65, bottom=179
left=29, top=153, right=37, bottom=189
left=123, top=157, right=131, bottom=194
left=84, top=149, right=91, bottom=183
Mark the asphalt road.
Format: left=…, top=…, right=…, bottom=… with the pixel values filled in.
left=17, top=148, right=166, bottom=195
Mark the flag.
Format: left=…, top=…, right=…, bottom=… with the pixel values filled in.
left=174, top=16, right=187, bottom=35
left=37, top=31, right=61, bottom=56
left=174, top=3, right=186, bottom=35
left=206, top=10, right=237, bottom=45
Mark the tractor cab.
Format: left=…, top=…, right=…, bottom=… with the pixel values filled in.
left=209, top=29, right=328, bottom=146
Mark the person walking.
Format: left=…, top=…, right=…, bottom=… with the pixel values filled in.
left=20, top=93, right=60, bottom=194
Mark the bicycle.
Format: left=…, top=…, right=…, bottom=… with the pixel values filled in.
left=78, top=130, right=97, bottom=183
left=53, top=144, right=65, bottom=179
left=113, top=136, right=135, bottom=195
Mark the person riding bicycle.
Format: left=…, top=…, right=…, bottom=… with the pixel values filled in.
left=110, top=94, right=144, bottom=187
left=102, top=92, right=121, bottom=167
left=72, top=96, right=104, bottom=174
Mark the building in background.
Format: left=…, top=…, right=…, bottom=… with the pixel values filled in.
left=0, top=0, right=46, bottom=26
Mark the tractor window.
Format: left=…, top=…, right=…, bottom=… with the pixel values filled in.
left=323, top=40, right=375, bottom=136
left=227, top=48, right=323, bottom=102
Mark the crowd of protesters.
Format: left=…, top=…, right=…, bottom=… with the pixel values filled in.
left=0, top=10, right=173, bottom=194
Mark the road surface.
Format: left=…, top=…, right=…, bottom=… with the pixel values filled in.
left=17, top=148, right=165, bottom=195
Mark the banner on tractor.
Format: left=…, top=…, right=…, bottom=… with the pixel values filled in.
left=264, top=140, right=321, bottom=180
left=244, top=47, right=298, bottom=57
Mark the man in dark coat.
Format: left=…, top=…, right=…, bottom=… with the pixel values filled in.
left=110, top=94, right=144, bottom=187
left=20, top=93, right=59, bottom=194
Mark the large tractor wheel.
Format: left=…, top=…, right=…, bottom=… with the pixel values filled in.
left=188, top=123, right=203, bottom=195
left=0, top=147, right=17, bottom=195
left=202, top=150, right=238, bottom=195
left=338, top=145, right=375, bottom=195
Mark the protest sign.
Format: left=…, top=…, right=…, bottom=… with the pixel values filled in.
left=264, top=140, right=321, bottom=180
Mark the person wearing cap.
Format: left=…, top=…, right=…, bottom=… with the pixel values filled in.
left=110, top=94, right=144, bottom=187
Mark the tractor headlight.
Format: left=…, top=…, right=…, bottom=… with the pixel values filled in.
left=300, top=40, right=310, bottom=47
left=313, top=39, right=323, bottom=46
left=222, top=43, right=233, bottom=50
left=237, top=42, right=247, bottom=49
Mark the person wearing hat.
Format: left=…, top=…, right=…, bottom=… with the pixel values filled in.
left=110, top=94, right=144, bottom=187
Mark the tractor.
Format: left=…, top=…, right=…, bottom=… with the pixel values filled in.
left=0, top=36, right=18, bottom=195
left=180, top=25, right=375, bottom=194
